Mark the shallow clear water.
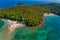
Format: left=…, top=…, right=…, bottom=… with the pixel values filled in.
left=0, top=16, right=60, bottom=40
left=0, top=20, right=4, bottom=28
left=12, top=15, right=60, bottom=40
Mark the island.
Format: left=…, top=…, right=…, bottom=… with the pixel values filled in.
left=0, top=3, right=60, bottom=40
left=0, top=4, right=44, bottom=27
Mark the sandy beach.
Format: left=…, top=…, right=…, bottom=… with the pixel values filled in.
left=6, top=19, right=25, bottom=33
left=43, top=13, right=57, bottom=16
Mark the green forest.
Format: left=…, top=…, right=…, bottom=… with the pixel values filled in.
left=0, top=3, right=60, bottom=27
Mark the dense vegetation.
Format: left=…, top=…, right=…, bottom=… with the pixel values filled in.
left=0, top=3, right=60, bottom=26
left=0, top=4, right=44, bottom=27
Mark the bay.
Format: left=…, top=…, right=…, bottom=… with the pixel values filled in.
left=0, top=15, right=60, bottom=40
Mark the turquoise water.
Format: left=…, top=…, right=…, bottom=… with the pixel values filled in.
left=46, top=16, right=60, bottom=40
left=12, top=26, right=52, bottom=40
left=0, top=16, right=60, bottom=40
left=12, top=16, right=60, bottom=40
left=0, top=20, right=5, bottom=28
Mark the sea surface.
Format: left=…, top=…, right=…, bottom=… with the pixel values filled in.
left=0, top=1, right=52, bottom=8
left=0, top=15, right=60, bottom=40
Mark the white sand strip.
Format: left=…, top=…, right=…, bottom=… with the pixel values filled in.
left=7, top=19, right=25, bottom=33
left=43, top=13, right=57, bottom=16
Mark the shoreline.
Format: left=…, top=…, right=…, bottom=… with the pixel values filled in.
left=0, top=13, right=57, bottom=33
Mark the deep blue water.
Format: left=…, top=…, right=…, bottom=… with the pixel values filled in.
left=0, top=1, right=53, bottom=8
